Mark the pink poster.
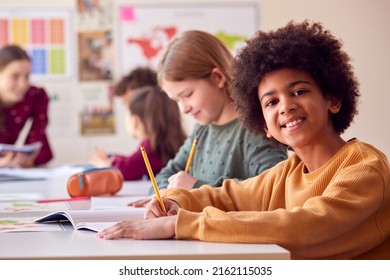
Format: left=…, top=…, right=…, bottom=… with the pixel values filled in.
left=31, top=19, right=46, bottom=44
left=0, top=19, right=8, bottom=45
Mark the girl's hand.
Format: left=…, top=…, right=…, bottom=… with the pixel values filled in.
left=167, top=171, right=196, bottom=190
left=13, top=151, right=37, bottom=168
left=96, top=215, right=177, bottom=240
left=0, top=150, right=38, bottom=168
left=0, top=151, right=14, bottom=167
left=90, top=147, right=111, bottom=167
left=128, top=189, right=167, bottom=208
left=128, top=196, right=153, bottom=207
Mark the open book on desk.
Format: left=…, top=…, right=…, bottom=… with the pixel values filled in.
left=0, top=165, right=86, bottom=181
left=35, top=208, right=145, bottom=232
left=0, top=142, right=42, bottom=154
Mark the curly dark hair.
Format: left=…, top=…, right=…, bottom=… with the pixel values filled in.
left=230, top=20, right=360, bottom=136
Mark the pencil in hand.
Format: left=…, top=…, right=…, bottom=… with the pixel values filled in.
left=140, top=145, right=167, bottom=214
left=185, top=137, right=198, bottom=173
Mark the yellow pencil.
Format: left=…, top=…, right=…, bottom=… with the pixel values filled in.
left=185, top=137, right=198, bottom=173
left=140, top=146, right=166, bottom=214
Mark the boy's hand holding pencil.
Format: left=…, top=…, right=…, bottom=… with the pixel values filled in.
left=144, top=197, right=180, bottom=219
left=140, top=145, right=166, bottom=214
left=130, top=138, right=199, bottom=207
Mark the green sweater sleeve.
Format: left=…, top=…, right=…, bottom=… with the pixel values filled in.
left=154, top=125, right=204, bottom=191
left=153, top=119, right=287, bottom=193
left=190, top=119, right=287, bottom=188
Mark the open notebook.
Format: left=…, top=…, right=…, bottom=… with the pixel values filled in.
left=0, top=142, right=42, bottom=154
left=35, top=208, right=145, bottom=232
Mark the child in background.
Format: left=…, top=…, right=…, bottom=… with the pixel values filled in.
left=98, top=21, right=390, bottom=260
left=90, top=66, right=162, bottom=178
left=113, top=66, right=158, bottom=105
left=90, top=86, right=186, bottom=180
left=131, top=30, right=287, bottom=204
left=0, top=45, right=53, bottom=167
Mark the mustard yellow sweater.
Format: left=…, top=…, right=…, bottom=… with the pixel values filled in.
left=163, top=139, right=390, bottom=259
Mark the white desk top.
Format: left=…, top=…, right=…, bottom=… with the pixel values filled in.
left=0, top=231, right=289, bottom=260
left=0, top=166, right=290, bottom=260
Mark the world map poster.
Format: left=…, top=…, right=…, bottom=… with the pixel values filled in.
left=117, top=2, right=259, bottom=76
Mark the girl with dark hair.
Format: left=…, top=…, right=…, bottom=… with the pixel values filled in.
left=90, top=86, right=186, bottom=181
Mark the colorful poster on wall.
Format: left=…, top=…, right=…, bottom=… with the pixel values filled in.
left=78, top=30, right=114, bottom=81
left=76, top=0, right=113, bottom=30
left=116, top=2, right=259, bottom=76
left=0, top=7, right=73, bottom=81
left=79, top=83, right=116, bottom=135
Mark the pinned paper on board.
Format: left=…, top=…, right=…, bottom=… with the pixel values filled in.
left=120, top=7, right=136, bottom=22
left=76, top=0, right=113, bottom=29
left=78, top=30, right=114, bottom=81
left=79, top=84, right=116, bottom=135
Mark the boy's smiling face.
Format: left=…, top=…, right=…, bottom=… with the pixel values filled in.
left=258, top=68, right=341, bottom=150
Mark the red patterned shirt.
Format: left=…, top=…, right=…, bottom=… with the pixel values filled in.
left=111, top=138, right=164, bottom=181
left=0, top=85, right=53, bottom=166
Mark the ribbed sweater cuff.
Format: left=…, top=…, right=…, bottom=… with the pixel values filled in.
left=176, top=209, right=203, bottom=240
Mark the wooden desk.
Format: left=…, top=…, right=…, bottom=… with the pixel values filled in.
left=0, top=167, right=290, bottom=260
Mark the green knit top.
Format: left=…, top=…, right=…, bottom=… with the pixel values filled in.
left=152, top=118, right=287, bottom=193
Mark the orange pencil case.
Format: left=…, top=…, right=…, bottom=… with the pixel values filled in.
left=67, top=167, right=124, bottom=197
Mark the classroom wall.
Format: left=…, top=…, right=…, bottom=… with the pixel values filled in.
left=1, top=0, right=389, bottom=165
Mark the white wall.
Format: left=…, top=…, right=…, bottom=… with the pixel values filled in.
left=1, top=0, right=389, bottom=164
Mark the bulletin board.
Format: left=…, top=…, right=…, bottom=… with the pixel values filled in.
left=0, top=7, right=74, bottom=81
left=116, top=2, right=259, bottom=76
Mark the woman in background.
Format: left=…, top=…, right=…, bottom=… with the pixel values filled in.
left=90, top=86, right=187, bottom=180
left=0, top=45, right=53, bottom=167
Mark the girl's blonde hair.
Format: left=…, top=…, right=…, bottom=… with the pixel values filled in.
left=157, top=30, right=233, bottom=90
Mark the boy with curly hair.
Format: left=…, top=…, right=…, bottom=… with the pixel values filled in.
left=97, top=21, right=390, bottom=260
